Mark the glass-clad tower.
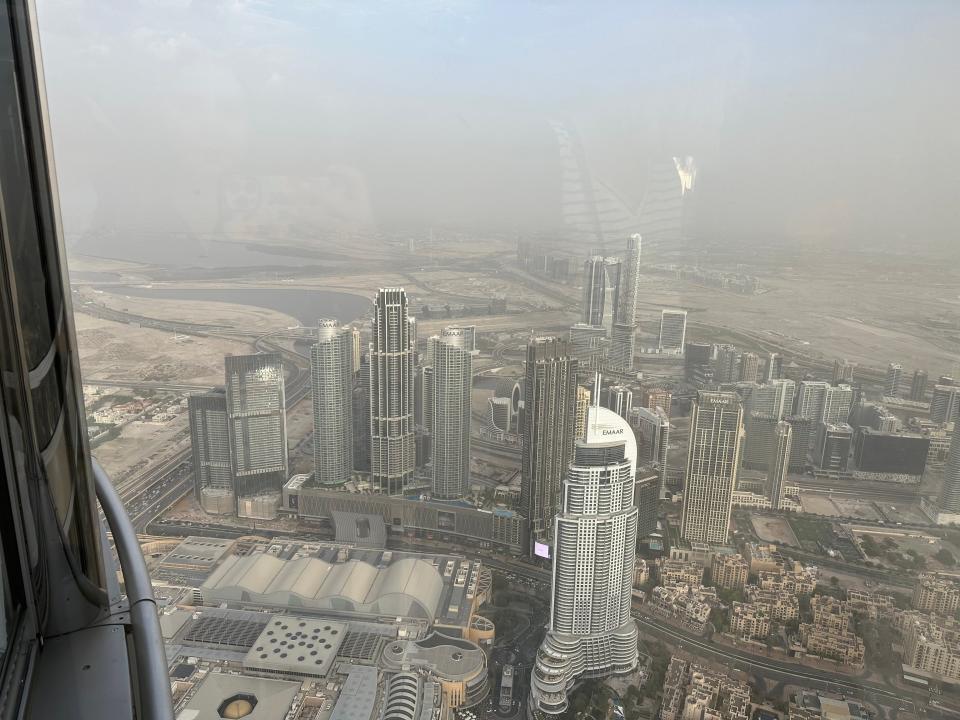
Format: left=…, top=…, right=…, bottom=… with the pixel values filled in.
left=369, top=288, right=416, bottom=494
left=225, top=353, right=288, bottom=508
left=311, top=320, right=354, bottom=485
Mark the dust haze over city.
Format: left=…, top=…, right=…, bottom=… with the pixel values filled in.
left=24, top=1, right=960, bottom=719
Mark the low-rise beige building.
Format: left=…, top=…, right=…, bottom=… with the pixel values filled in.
left=901, top=612, right=960, bottom=682
left=711, top=554, right=749, bottom=591
left=659, top=558, right=705, bottom=587
left=661, top=657, right=751, bottom=720
left=799, top=624, right=865, bottom=668
left=730, top=602, right=770, bottom=641
left=913, top=574, right=960, bottom=617
left=744, top=587, right=799, bottom=622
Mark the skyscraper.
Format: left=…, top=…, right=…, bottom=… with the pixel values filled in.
left=603, top=384, right=633, bottom=419
left=581, top=256, right=607, bottom=326
left=311, top=320, right=354, bottom=486
left=189, top=389, right=233, bottom=514
left=352, top=356, right=371, bottom=473
left=738, top=352, right=760, bottom=383
left=520, top=338, right=578, bottom=547
left=768, top=421, right=792, bottom=510
left=575, top=385, right=591, bottom=441
left=633, top=405, right=670, bottom=495
left=680, top=391, right=744, bottom=544
left=608, top=234, right=641, bottom=371
left=369, top=288, right=416, bottom=495
left=568, top=322, right=608, bottom=370
left=940, top=429, right=960, bottom=513
left=822, top=384, right=855, bottom=425
left=795, top=381, right=853, bottom=426
left=885, top=363, right=903, bottom=397
left=910, top=369, right=929, bottom=402
left=740, top=380, right=796, bottom=470
left=832, top=359, right=856, bottom=384
left=762, top=352, right=782, bottom=382
left=350, top=327, right=362, bottom=376
left=224, top=353, right=288, bottom=513
left=658, top=309, right=687, bottom=354
left=529, top=405, right=639, bottom=716
left=931, top=385, right=960, bottom=424
left=429, top=333, right=472, bottom=499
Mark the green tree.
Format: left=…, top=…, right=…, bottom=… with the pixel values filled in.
left=936, top=548, right=956, bottom=566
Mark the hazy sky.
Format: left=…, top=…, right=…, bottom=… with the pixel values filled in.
left=36, top=0, right=960, bottom=261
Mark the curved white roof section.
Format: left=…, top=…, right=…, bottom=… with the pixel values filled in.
left=584, top=405, right=637, bottom=465
left=201, top=553, right=444, bottom=621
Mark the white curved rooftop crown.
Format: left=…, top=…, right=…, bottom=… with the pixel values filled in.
left=583, top=405, right=637, bottom=465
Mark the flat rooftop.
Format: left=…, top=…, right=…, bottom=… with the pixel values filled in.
left=244, top=615, right=347, bottom=678
left=179, top=673, right=300, bottom=720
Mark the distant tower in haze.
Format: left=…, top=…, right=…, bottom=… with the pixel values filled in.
left=311, top=320, right=354, bottom=486
left=680, top=391, right=743, bottom=544
left=581, top=256, right=607, bottom=327
left=189, top=389, right=233, bottom=514
left=941, top=430, right=960, bottom=514
left=738, top=352, right=760, bottom=383
left=909, top=369, right=929, bottom=402
left=609, top=234, right=641, bottom=371
left=521, top=338, right=578, bottom=547
left=658, top=309, right=687, bottom=354
left=833, top=359, right=855, bottom=384
left=429, top=332, right=472, bottom=499
left=224, top=353, right=287, bottom=514
left=767, top=421, right=792, bottom=510
left=932, top=385, right=960, bottom=424
left=762, top=352, right=782, bottom=382
left=885, top=363, right=903, bottom=397
left=369, top=288, right=416, bottom=495
left=529, top=405, right=639, bottom=717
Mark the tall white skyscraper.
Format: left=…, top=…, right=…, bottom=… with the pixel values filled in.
left=822, top=384, right=854, bottom=425
left=609, top=234, right=642, bottom=371
left=795, top=381, right=853, bottom=425
left=680, top=391, right=743, bottom=544
left=581, top=256, right=607, bottom=327
left=885, top=363, right=903, bottom=397
left=529, top=405, right=639, bottom=717
left=369, top=288, right=416, bottom=495
left=311, top=320, right=354, bottom=486
left=768, top=421, right=792, bottom=510
left=658, top=309, right=687, bottom=354
left=224, top=353, right=288, bottom=515
left=429, top=333, right=472, bottom=499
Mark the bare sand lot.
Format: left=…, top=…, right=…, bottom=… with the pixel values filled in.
left=751, top=515, right=800, bottom=546
left=830, top=497, right=882, bottom=521
left=799, top=493, right=841, bottom=517
left=75, top=312, right=253, bottom=386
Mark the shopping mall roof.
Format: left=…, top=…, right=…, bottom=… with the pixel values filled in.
left=202, top=554, right=444, bottom=621
left=379, top=633, right=486, bottom=682
left=180, top=673, right=300, bottom=720
left=243, top=615, right=347, bottom=678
